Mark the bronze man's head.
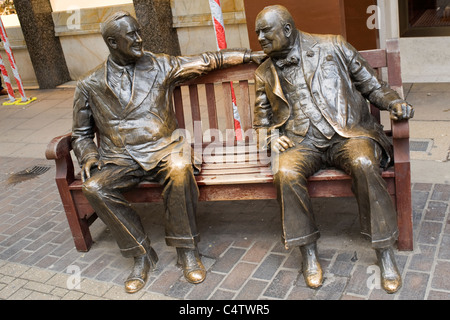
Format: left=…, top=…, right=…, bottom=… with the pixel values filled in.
left=101, top=11, right=144, bottom=65
left=255, top=5, right=298, bottom=58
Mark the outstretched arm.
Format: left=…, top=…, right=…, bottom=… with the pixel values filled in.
left=167, top=49, right=266, bottom=85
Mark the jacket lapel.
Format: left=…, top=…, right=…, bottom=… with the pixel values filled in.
left=299, top=31, right=320, bottom=90
left=92, top=61, right=124, bottom=116
left=125, top=53, right=159, bottom=113
left=267, top=62, right=287, bottom=104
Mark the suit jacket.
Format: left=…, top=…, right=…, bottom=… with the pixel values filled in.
left=72, top=49, right=249, bottom=171
left=253, top=31, right=404, bottom=166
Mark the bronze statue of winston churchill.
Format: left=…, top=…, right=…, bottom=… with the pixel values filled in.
left=253, top=5, right=414, bottom=293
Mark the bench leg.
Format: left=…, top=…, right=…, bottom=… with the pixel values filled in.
left=65, top=210, right=93, bottom=252
left=56, top=180, right=93, bottom=252
left=394, top=162, right=413, bottom=251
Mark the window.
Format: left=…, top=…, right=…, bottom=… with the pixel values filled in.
left=399, top=0, right=450, bottom=37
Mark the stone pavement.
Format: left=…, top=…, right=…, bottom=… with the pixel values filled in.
left=0, top=83, right=449, bottom=301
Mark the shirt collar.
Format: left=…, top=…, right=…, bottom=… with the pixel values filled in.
left=274, top=35, right=301, bottom=69
left=108, top=56, right=135, bottom=77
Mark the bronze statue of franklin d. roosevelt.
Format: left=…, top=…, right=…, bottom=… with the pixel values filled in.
left=71, top=11, right=265, bottom=293
left=253, top=5, right=414, bottom=293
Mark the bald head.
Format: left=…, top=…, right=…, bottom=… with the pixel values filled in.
left=255, top=5, right=298, bottom=58
left=256, top=5, right=296, bottom=30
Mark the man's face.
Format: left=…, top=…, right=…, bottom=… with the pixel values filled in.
left=255, top=11, right=291, bottom=58
left=109, top=16, right=143, bottom=62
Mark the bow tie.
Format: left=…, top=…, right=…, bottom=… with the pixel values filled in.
left=275, top=56, right=300, bottom=69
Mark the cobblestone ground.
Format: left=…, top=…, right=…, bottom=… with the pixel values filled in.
left=0, top=156, right=449, bottom=300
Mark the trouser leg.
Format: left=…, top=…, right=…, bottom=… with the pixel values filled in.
left=152, top=154, right=200, bottom=249
left=82, top=164, right=151, bottom=258
left=330, top=138, right=398, bottom=248
left=272, top=146, right=322, bottom=249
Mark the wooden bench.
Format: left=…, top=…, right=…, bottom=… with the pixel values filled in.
left=45, top=39, right=413, bottom=253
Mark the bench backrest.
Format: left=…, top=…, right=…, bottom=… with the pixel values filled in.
left=172, top=39, right=403, bottom=145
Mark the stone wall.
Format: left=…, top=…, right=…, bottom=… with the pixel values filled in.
left=171, top=0, right=249, bottom=54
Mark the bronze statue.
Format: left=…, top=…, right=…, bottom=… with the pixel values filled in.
left=253, top=5, right=414, bottom=293
left=71, top=11, right=264, bottom=293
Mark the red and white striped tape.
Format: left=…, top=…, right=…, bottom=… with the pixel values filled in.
left=0, top=52, right=15, bottom=101
left=0, top=16, right=27, bottom=102
left=209, top=0, right=243, bottom=141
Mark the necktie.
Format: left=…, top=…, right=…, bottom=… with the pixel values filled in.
left=118, top=68, right=132, bottom=106
left=275, top=55, right=300, bottom=69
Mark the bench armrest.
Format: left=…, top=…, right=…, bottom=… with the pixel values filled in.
left=391, top=119, right=410, bottom=166
left=45, top=133, right=73, bottom=160
left=391, top=119, right=409, bottom=140
left=46, top=133, right=76, bottom=183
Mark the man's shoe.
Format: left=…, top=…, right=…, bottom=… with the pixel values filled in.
left=376, top=247, right=402, bottom=294
left=299, top=242, right=323, bottom=289
left=176, top=247, right=206, bottom=284
left=124, top=247, right=158, bottom=294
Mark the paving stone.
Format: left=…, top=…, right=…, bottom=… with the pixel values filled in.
left=431, top=184, right=450, bottom=201
left=78, top=278, right=113, bottom=296
left=424, top=201, right=448, bottom=221
left=7, top=287, right=32, bottom=300
left=286, top=283, right=316, bottom=300
left=212, top=247, right=246, bottom=273
left=0, top=262, right=30, bottom=277
left=263, top=269, right=298, bottom=299
left=166, top=279, right=194, bottom=299
left=24, top=291, right=59, bottom=300
left=0, top=278, right=28, bottom=299
left=186, top=271, right=225, bottom=300
left=328, top=252, right=356, bottom=277
left=438, top=234, right=450, bottom=259
left=21, top=243, right=59, bottom=265
left=315, top=275, right=348, bottom=300
left=345, top=264, right=371, bottom=296
left=252, top=254, right=286, bottom=280
left=241, top=240, right=273, bottom=264
left=398, top=272, right=429, bottom=300
left=413, top=183, right=433, bottom=191
left=417, top=221, right=443, bottom=245
left=431, top=260, right=450, bottom=291
left=148, top=267, right=182, bottom=295
left=235, top=279, right=268, bottom=300
left=82, top=253, right=117, bottom=278
left=220, top=262, right=257, bottom=291
left=209, top=288, right=235, bottom=300
left=427, top=290, right=450, bottom=300
left=23, top=280, right=55, bottom=294
left=408, top=244, right=436, bottom=272
left=51, top=287, right=69, bottom=298
left=61, top=290, right=84, bottom=300
left=102, top=284, right=145, bottom=300
left=46, top=273, right=71, bottom=288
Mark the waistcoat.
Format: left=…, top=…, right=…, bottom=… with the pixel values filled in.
left=279, top=64, right=335, bottom=142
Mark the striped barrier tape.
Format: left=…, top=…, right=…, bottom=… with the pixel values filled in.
left=209, top=0, right=243, bottom=141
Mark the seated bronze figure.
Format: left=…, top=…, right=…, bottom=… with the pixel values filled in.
left=253, top=5, right=414, bottom=293
left=71, top=11, right=264, bottom=293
